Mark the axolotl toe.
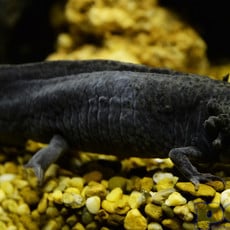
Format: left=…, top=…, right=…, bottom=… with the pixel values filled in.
left=0, top=60, right=230, bottom=187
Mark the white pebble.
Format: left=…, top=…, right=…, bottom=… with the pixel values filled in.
left=86, top=196, right=101, bottom=214
left=0, top=174, right=16, bottom=182
left=148, top=222, right=163, bottom=230
left=106, top=187, right=123, bottom=202
left=153, top=172, right=174, bottom=183
left=221, top=189, right=230, bottom=210
left=128, top=191, right=145, bottom=209
left=165, top=192, right=187, bottom=206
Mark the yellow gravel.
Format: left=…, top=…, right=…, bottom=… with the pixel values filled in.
left=0, top=145, right=229, bottom=229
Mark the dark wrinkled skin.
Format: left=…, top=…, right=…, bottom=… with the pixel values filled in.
left=0, top=60, right=230, bottom=187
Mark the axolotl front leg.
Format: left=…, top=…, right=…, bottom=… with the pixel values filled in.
left=24, top=135, right=69, bottom=184
left=169, top=146, right=224, bottom=189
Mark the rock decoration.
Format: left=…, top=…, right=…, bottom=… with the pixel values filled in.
left=47, top=0, right=209, bottom=74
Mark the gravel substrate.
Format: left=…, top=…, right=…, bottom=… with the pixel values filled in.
left=0, top=142, right=230, bottom=230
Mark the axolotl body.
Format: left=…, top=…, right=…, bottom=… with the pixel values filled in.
left=0, top=60, right=230, bottom=186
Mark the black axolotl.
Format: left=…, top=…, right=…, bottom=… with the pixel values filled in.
left=0, top=60, right=229, bottom=186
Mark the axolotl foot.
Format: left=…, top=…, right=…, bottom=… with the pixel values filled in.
left=189, top=173, right=225, bottom=191
left=24, top=135, right=69, bottom=184
left=169, top=146, right=225, bottom=190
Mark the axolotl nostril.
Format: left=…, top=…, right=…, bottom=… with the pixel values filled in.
left=0, top=59, right=229, bottom=187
